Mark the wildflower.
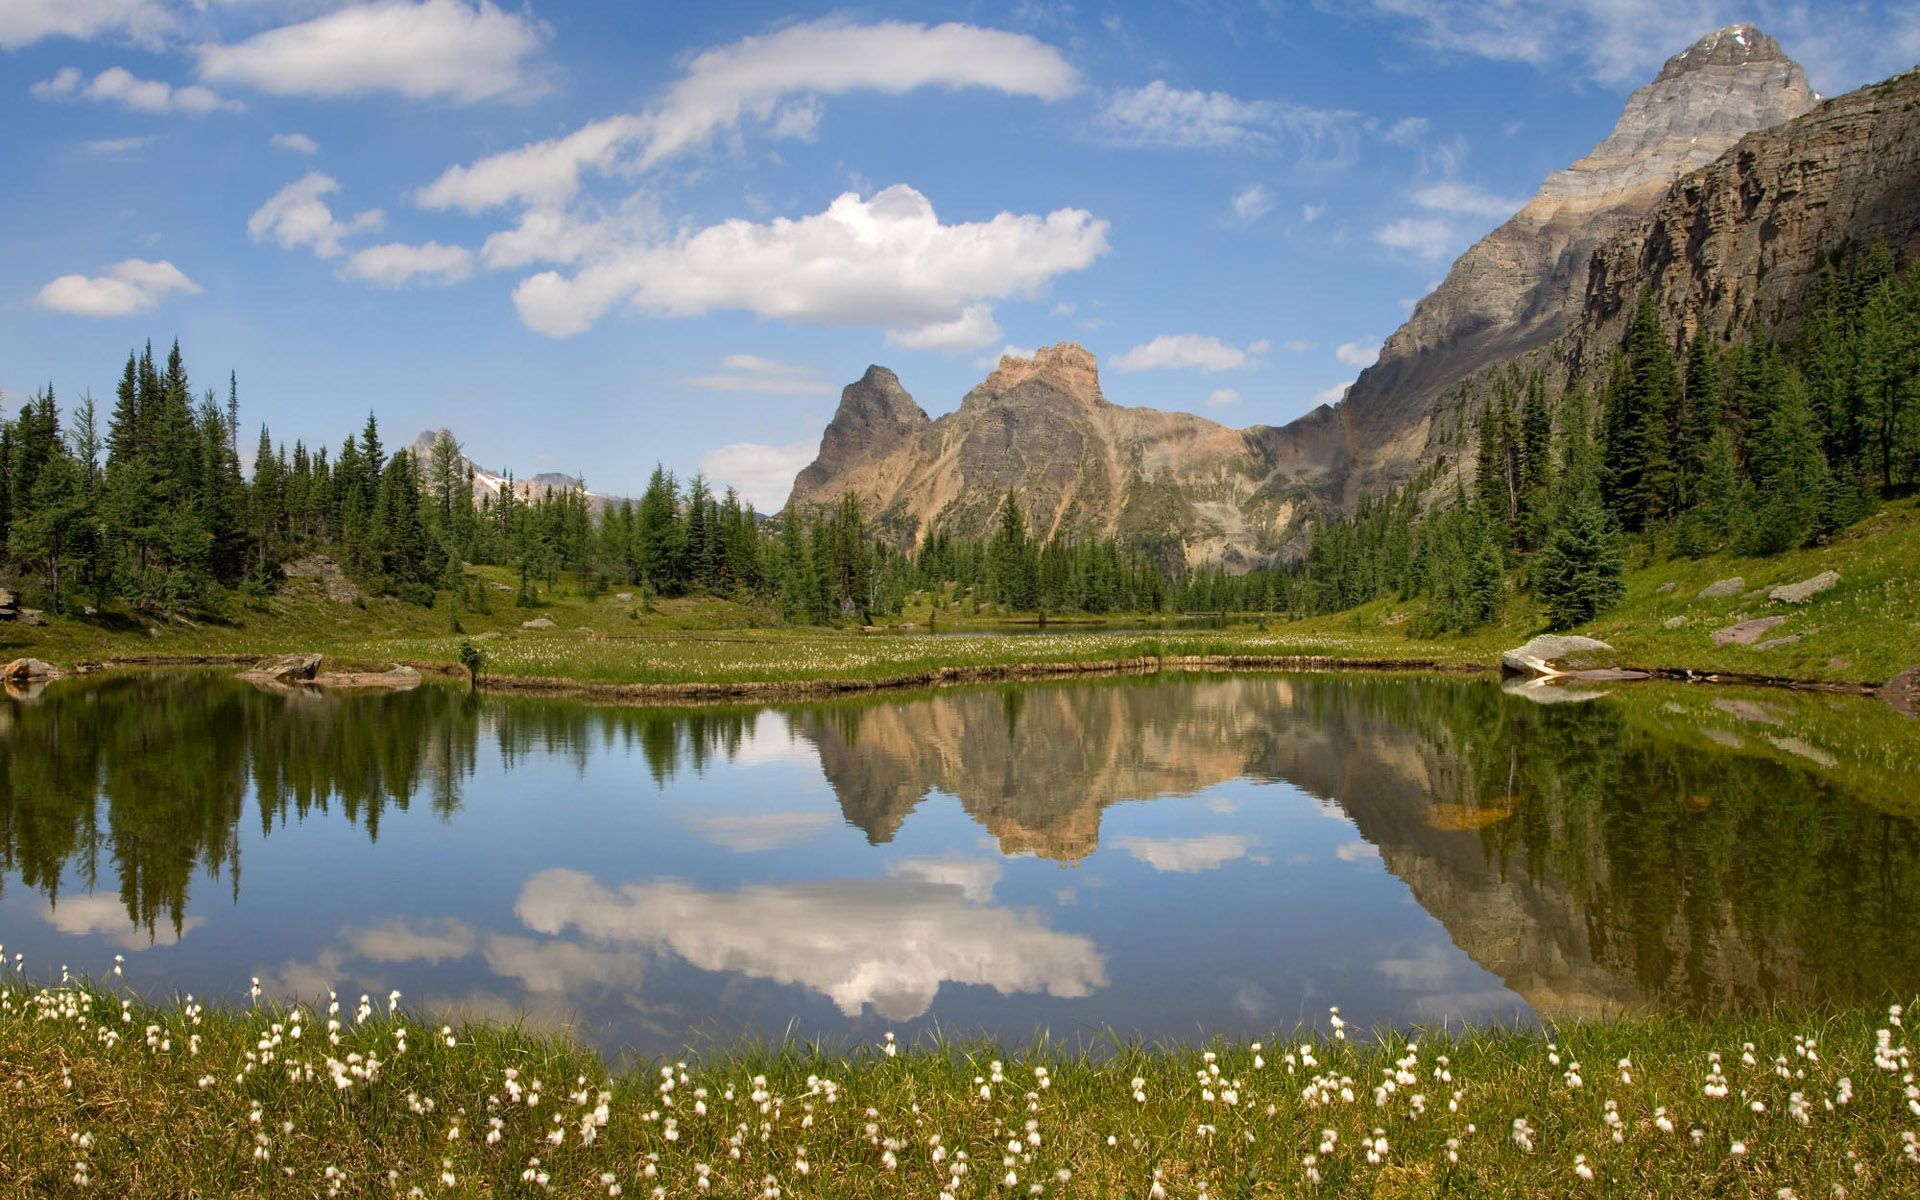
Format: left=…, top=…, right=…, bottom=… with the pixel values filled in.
left=1511, top=1117, right=1536, bottom=1153
left=1731, top=1141, right=1748, bottom=1156
left=1574, top=1154, right=1594, bottom=1182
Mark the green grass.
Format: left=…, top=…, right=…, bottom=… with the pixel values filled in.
left=5, top=497, right=1918, bottom=691
left=4, top=973, right=1917, bottom=1198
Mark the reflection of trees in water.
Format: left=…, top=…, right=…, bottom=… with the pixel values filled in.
left=4, top=670, right=1918, bottom=1013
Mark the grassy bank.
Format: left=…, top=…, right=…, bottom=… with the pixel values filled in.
left=5, top=497, right=1917, bottom=693
left=3, top=972, right=1916, bottom=1198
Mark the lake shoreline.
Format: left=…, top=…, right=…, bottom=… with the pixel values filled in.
left=66, top=648, right=1895, bottom=704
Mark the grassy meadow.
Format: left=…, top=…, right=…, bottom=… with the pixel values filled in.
left=3, top=966, right=1916, bottom=1198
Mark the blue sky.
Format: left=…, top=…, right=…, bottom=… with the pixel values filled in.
left=4, top=1, right=1915, bottom=508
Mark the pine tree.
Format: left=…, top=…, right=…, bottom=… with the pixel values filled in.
left=1536, top=386, right=1625, bottom=629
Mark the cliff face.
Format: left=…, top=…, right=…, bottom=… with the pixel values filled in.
left=1336, top=24, right=1814, bottom=499
left=1572, top=65, right=1920, bottom=367
left=788, top=343, right=1315, bottom=566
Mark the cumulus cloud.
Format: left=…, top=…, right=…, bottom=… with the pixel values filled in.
left=349, top=917, right=477, bottom=963
left=34, top=258, right=202, bottom=317
left=418, top=19, right=1077, bottom=212
left=885, top=304, right=1003, bottom=353
left=509, top=185, right=1108, bottom=340
left=1335, top=340, right=1381, bottom=367
left=1101, top=80, right=1355, bottom=162
left=1112, top=333, right=1268, bottom=373
left=340, top=241, right=475, bottom=287
left=510, top=866, right=1105, bottom=1021
left=1206, top=388, right=1242, bottom=408
left=1412, top=179, right=1525, bottom=218
left=1231, top=183, right=1274, bottom=222
left=196, top=0, right=550, bottom=105
left=1313, top=380, right=1354, bottom=406
left=247, top=172, right=384, bottom=260
left=1374, top=215, right=1458, bottom=260
left=696, top=440, right=817, bottom=512
left=1113, top=834, right=1252, bottom=873
left=32, top=65, right=241, bottom=114
left=0, top=0, right=172, bottom=50
left=271, top=132, right=319, bottom=155
left=684, top=355, right=837, bottom=397
left=42, top=894, right=204, bottom=950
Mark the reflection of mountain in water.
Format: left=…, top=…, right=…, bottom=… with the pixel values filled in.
left=793, top=676, right=1920, bottom=1020
left=5, top=671, right=1918, bottom=1021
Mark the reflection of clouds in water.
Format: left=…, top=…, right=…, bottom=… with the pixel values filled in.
left=888, top=855, right=1001, bottom=902
left=351, top=917, right=477, bottom=963
left=484, top=935, right=646, bottom=994
left=726, top=712, right=821, bottom=769
left=42, top=895, right=204, bottom=951
left=1113, top=834, right=1251, bottom=873
left=512, top=862, right=1106, bottom=1021
left=688, top=810, right=835, bottom=852
left=1377, top=945, right=1522, bottom=1024
left=1335, top=840, right=1380, bottom=863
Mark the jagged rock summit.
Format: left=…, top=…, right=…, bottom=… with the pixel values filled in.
left=1334, top=23, right=1814, bottom=499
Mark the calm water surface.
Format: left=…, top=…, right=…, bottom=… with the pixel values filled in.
left=3, top=670, right=1917, bottom=1058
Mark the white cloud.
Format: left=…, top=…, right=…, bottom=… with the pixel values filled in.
left=247, top=172, right=383, bottom=260
left=1313, top=380, right=1354, bottom=406
left=1206, top=388, right=1242, bottom=408
left=1383, top=115, right=1432, bottom=145
left=1283, top=338, right=1315, bottom=352
left=1101, top=81, right=1354, bottom=160
left=350, top=917, right=476, bottom=963
left=1114, top=834, right=1252, bottom=873
left=511, top=867, right=1106, bottom=1021
left=688, top=811, right=836, bottom=853
left=33, top=65, right=241, bottom=114
left=1301, top=203, right=1325, bottom=222
left=34, top=258, right=202, bottom=317
left=885, top=303, right=1002, bottom=353
left=683, top=356, right=836, bottom=397
left=1112, top=333, right=1268, bottom=373
left=42, top=894, right=203, bottom=950
left=1335, top=839, right=1381, bottom=862
left=697, top=440, right=818, bottom=512
left=271, top=132, right=319, bottom=155
left=1335, top=340, right=1381, bottom=367
left=0, top=0, right=172, bottom=50
left=196, top=0, right=550, bottom=105
left=340, top=241, right=475, bottom=288
left=82, top=135, right=154, bottom=155
left=1231, top=183, right=1274, bottom=222
left=510, top=184, right=1108, bottom=340
left=1412, top=179, right=1525, bottom=218
left=418, top=19, right=1077, bottom=212
left=1374, top=216, right=1458, bottom=260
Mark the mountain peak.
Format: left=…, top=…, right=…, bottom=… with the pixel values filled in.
left=977, top=342, right=1105, bottom=408
left=1656, top=24, right=1790, bottom=81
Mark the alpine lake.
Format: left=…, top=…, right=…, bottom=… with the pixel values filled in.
left=4, top=668, right=1919, bottom=1062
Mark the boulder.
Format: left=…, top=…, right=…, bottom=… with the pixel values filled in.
left=1769, top=570, right=1839, bottom=604
left=521, top=617, right=556, bottom=629
left=0, top=587, right=13, bottom=608
left=1500, top=634, right=1616, bottom=677
left=1656, top=581, right=1677, bottom=594
left=1699, top=576, right=1745, bottom=598
left=2, top=658, right=60, bottom=682
left=615, top=592, right=634, bottom=602
left=1712, top=616, right=1788, bottom=645
left=1882, top=665, right=1920, bottom=719
left=16, top=608, right=45, bottom=626
left=239, top=653, right=323, bottom=683
left=1662, top=615, right=1688, bottom=629
left=1755, top=633, right=1805, bottom=650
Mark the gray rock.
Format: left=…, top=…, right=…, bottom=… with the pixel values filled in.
left=1754, top=634, right=1804, bottom=650
left=16, top=608, right=45, bottom=626
left=1656, top=581, right=1677, bottom=594
left=240, top=653, right=323, bottom=683
left=1769, top=570, right=1839, bottom=604
left=615, top=592, right=634, bottom=602
left=1662, top=615, right=1688, bottom=629
left=521, top=617, right=556, bottom=630
left=1699, top=576, right=1745, bottom=598
left=1712, top=616, right=1788, bottom=645
left=2, top=658, right=60, bottom=682
left=1500, top=634, right=1616, bottom=677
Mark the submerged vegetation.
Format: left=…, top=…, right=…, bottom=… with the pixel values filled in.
left=3, top=967, right=1917, bottom=1198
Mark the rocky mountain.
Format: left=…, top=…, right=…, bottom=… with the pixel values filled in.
left=789, top=345, right=1301, bottom=568
left=408, top=429, right=615, bottom=509
left=789, top=25, right=1846, bottom=564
